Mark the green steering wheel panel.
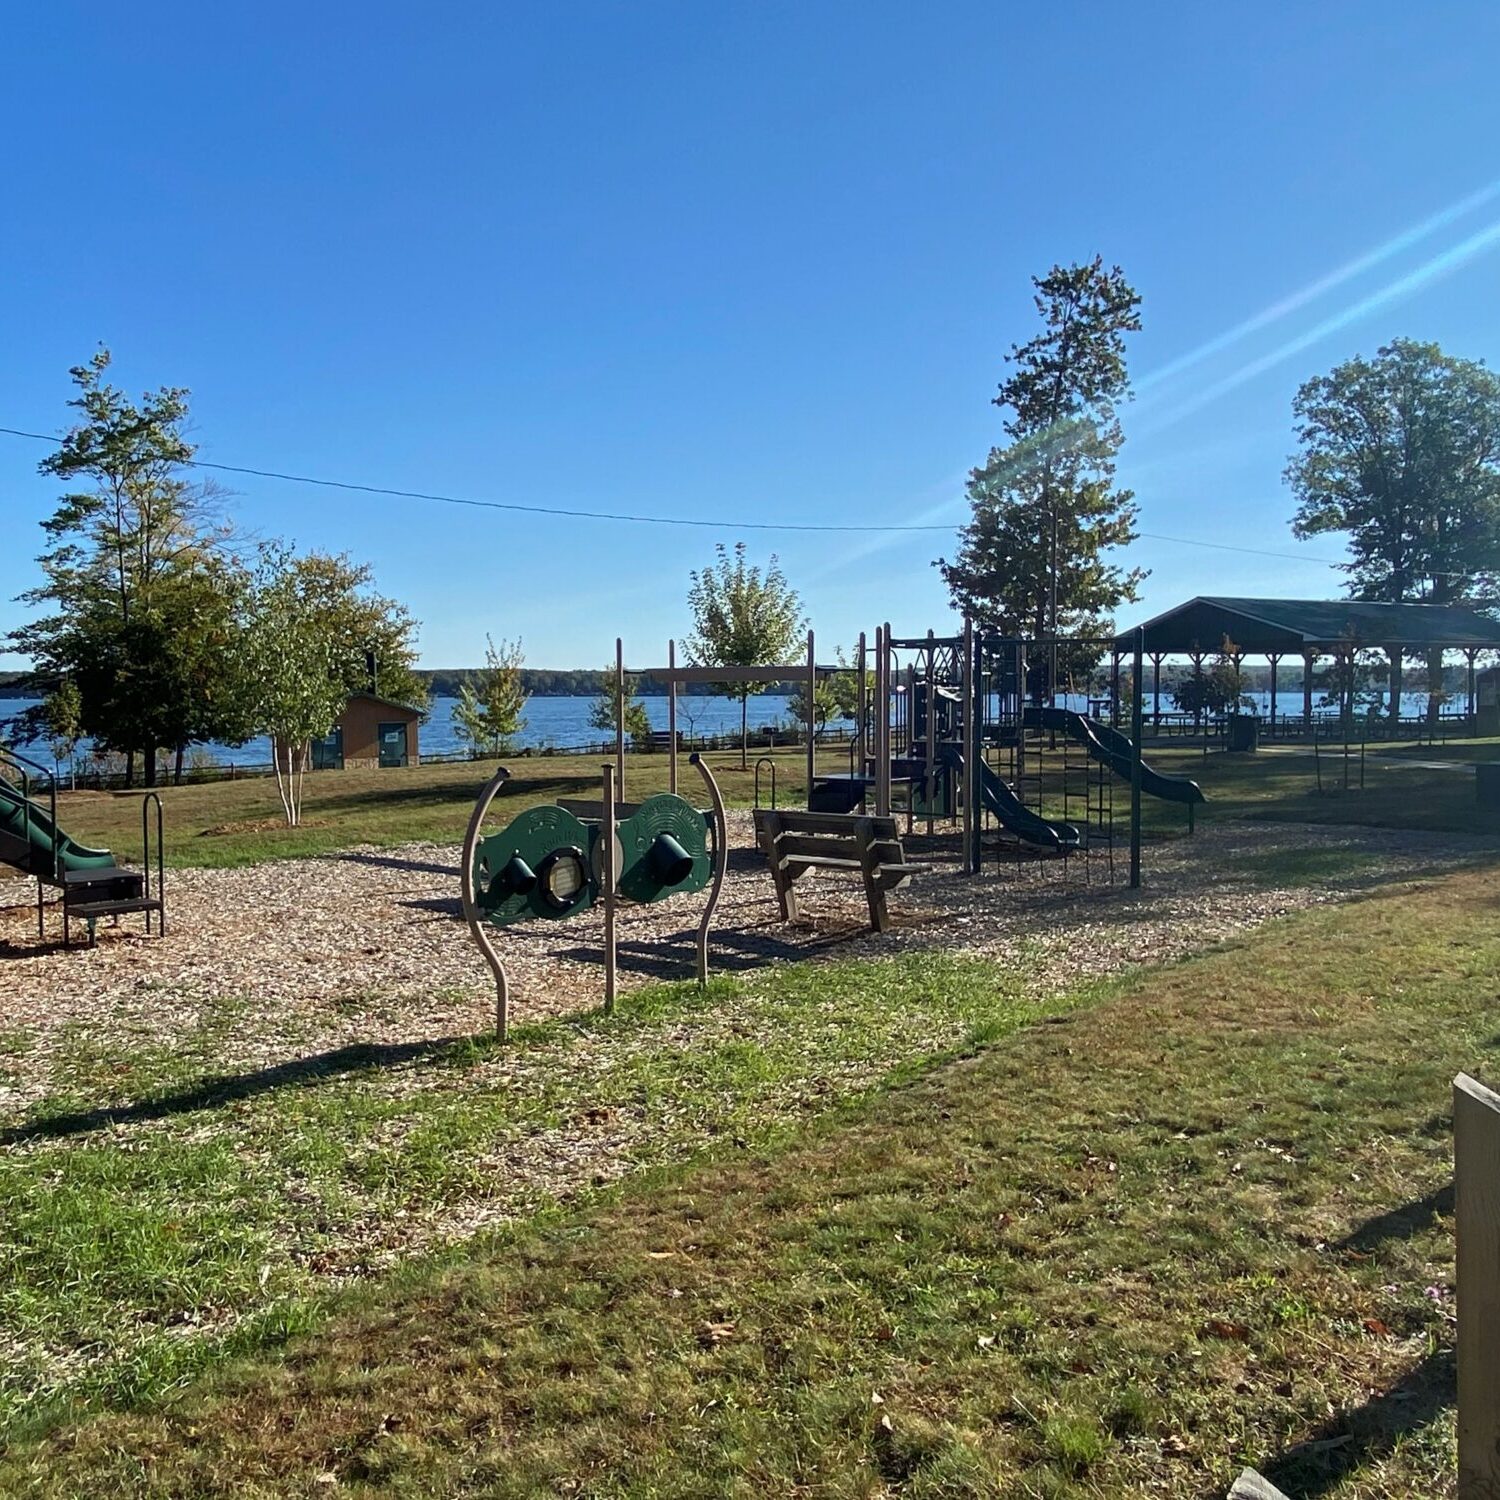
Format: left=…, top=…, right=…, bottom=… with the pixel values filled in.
left=474, top=804, right=597, bottom=924
left=615, top=793, right=712, bottom=904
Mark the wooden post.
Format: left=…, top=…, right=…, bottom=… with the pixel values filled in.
left=1387, top=643, right=1402, bottom=726
left=1268, top=653, right=1281, bottom=733
left=667, top=638, right=677, bottom=795
left=602, top=762, right=618, bottom=1014
left=855, top=629, right=867, bottom=782
left=1303, top=651, right=1316, bottom=734
left=806, top=628, right=816, bottom=805
left=615, top=638, right=626, bottom=803
left=1468, top=648, right=1481, bottom=721
left=1110, top=650, right=1122, bottom=729
left=1151, top=652, right=1163, bottom=727
left=904, top=662, right=916, bottom=835
left=1130, top=627, right=1144, bottom=889
left=1456, top=1070, right=1500, bottom=1496
left=963, top=617, right=977, bottom=875
left=925, top=628, right=937, bottom=836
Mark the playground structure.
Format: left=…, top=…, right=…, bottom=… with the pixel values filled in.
left=825, top=622, right=1206, bottom=888
left=0, top=744, right=166, bottom=947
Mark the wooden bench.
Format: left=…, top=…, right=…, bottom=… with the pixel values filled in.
left=751, top=808, right=924, bottom=933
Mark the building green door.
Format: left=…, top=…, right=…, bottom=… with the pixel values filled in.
left=377, top=722, right=409, bottom=768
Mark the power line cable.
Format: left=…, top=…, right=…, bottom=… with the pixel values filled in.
left=1, top=421, right=1346, bottom=562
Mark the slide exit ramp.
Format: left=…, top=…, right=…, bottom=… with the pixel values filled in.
left=1021, top=706, right=1205, bottom=807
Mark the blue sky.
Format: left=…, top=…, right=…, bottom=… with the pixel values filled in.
left=4, top=2, right=1499, bottom=670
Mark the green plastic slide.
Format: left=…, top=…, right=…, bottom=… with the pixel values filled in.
left=0, top=775, right=117, bottom=880
left=1021, top=707, right=1205, bottom=806
left=942, top=746, right=1081, bottom=851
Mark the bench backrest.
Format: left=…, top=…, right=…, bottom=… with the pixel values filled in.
left=752, top=808, right=900, bottom=842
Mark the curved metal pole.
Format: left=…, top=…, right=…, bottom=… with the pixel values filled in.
left=460, top=765, right=512, bottom=1040
left=690, top=752, right=728, bottom=986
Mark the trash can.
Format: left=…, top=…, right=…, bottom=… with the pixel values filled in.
left=1226, top=713, right=1260, bottom=753
left=1477, top=763, right=1500, bottom=830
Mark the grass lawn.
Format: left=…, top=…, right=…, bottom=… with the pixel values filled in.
left=38, top=746, right=824, bottom=869
left=36, top=733, right=1500, bottom=871
left=1138, top=738, right=1495, bottom=836
left=1, top=858, right=1495, bottom=1496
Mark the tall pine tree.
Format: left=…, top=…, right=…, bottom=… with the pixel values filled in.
left=937, top=258, right=1144, bottom=695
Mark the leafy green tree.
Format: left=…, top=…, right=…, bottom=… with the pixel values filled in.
left=685, top=543, right=805, bottom=768
left=785, top=676, right=844, bottom=738
left=937, top=259, right=1145, bottom=695
left=10, top=349, right=244, bottom=785
left=240, top=543, right=425, bottom=824
left=588, top=663, right=652, bottom=752
left=1287, top=338, right=1500, bottom=720
left=453, top=636, right=528, bottom=756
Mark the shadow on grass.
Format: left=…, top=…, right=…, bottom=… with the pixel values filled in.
left=1, top=1036, right=489, bottom=1146
left=1333, top=1180, right=1453, bottom=1254
left=306, top=772, right=597, bottom=818
left=1255, top=1345, right=1453, bottom=1498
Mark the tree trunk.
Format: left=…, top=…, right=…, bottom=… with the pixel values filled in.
left=124, top=749, right=135, bottom=789
left=174, top=745, right=186, bottom=785
left=1427, top=647, right=1445, bottom=725
left=740, top=695, right=748, bottom=771
left=143, top=745, right=158, bottom=788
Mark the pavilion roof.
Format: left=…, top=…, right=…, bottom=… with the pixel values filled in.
left=1115, top=597, right=1500, bottom=655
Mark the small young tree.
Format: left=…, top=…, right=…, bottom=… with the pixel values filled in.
left=241, top=545, right=347, bottom=827
left=1172, top=638, right=1252, bottom=721
left=453, top=636, right=528, bottom=756
left=589, top=664, right=652, bottom=752
left=785, top=676, right=842, bottom=739
left=685, top=542, right=805, bottom=768
left=240, top=543, right=425, bottom=825
left=42, top=676, right=83, bottom=788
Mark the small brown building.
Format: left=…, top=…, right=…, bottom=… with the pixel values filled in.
left=311, top=693, right=424, bottom=770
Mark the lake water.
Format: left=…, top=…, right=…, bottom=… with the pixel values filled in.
left=1, top=694, right=805, bottom=768
left=1, top=683, right=1466, bottom=772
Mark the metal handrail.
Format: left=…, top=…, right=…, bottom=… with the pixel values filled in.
left=141, top=792, right=166, bottom=935
left=753, top=756, right=778, bottom=809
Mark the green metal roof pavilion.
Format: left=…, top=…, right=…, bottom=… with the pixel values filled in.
left=1116, top=597, right=1500, bottom=657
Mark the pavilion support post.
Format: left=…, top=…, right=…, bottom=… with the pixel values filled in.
left=1468, top=648, right=1480, bottom=722
left=1385, top=644, right=1402, bottom=726
left=1303, top=652, right=1315, bottom=733
left=1267, top=653, right=1281, bottom=733
left=1110, top=651, right=1122, bottom=730
left=1190, top=652, right=1205, bottom=736
left=1150, top=652, right=1163, bottom=727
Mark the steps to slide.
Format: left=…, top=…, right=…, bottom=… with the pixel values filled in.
left=1021, top=707, right=1206, bottom=806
